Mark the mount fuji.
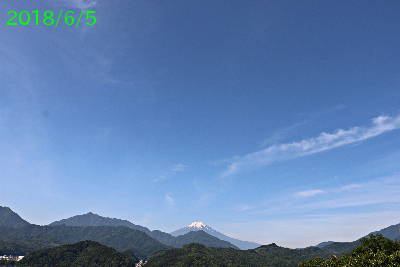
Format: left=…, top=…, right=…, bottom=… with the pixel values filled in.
left=171, top=222, right=260, bottom=250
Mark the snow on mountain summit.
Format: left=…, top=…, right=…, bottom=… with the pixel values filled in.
left=171, top=222, right=216, bottom=237
left=188, top=222, right=205, bottom=227
left=184, top=222, right=215, bottom=232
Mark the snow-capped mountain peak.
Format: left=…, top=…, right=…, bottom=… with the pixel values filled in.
left=171, top=222, right=215, bottom=237
left=170, top=221, right=261, bottom=250
left=187, top=222, right=208, bottom=229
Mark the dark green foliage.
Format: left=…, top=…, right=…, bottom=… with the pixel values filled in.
left=299, top=234, right=400, bottom=266
left=0, top=225, right=170, bottom=259
left=0, top=259, right=17, bottom=266
left=18, top=240, right=135, bottom=267
left=146, top=242, right=332, bottom=267
left=122, top=248, right=140, bottom=263
left=149, top=230, right=175, bottom=245
left=0, top=207, right=30, bottom=228
left=0, top=240, right=56, bottom=256
left=49, top=212, right=151, bottom=235
left=352, top=233, right=400, bottom=256
left=319, top=240, right=360, bottom=255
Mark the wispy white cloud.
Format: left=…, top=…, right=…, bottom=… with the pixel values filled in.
left=152, top=175, right=166, bottom=183
left=237, top=175, right=400, bottom=215
left=222, top=115, right=400, bottom=177
left=338, top=184, right=362, bottom=191
left=295, top=190, right=325, bottom=198
left=259, top=120, right=308, bottom=147
left=165, top=194, right=176, bottom=206
left=171, top=163, right=187, bottom=172
left=153, top=163, right=187, bottom=182
left=234, top=204, right=251, bottom=212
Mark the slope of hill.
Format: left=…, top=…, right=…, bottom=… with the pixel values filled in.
left=49, top=212, right=151, bottom=234
left=171, top=222, right=261, bottom=250
left=18, top=240, right=137, bottom=267
left=0, top=206, right=30, bottom=227
left=0, top=224, right=170, bottom=259
left=315, top=241, right=334, bottom=248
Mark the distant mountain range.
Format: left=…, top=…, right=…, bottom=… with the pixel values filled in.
left=171, top=222, right=261, bottom=250
left=48, top=212, right=238, bottom=249
left=1, top=205, right=400, bottom=258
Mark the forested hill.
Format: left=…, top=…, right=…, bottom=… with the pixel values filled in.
left=49, top=212, right=151, bottom=235
left=18, top=240, right=137, bottom=267
left=0, top=225, right=170, bottom=259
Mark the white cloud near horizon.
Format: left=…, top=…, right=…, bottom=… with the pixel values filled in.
left=237, top=174, right=400, bottom=215
left=221, top=115, right=400, bottom=177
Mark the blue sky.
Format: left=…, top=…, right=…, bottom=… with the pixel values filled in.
left=1, top=0, right=400, bottom=248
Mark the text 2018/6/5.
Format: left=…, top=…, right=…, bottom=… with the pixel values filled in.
left=7, top=10, right=96, bottom=27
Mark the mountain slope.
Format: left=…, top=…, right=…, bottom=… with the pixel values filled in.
left=0, top=206, right=30, bottom=227
left=369, top=223, right=400, bottom=241
left=49, top=212, right=151, bottom=234
left=171, top=222, right=261, bottom=250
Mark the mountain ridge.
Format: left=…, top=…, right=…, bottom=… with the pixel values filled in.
left=49, top=212, right=152, bottom=234
left=48, top=213, right=238, bottom=249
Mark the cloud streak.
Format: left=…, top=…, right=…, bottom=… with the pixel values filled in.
left=295, top=190, right=325, bottom=198
left=171, top=163, right=187, bottom=172
left=245, top=175, right=400, bottom=214
left=222, top=115, right=400, bottom=177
